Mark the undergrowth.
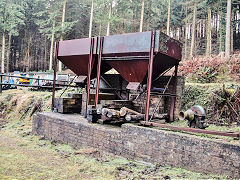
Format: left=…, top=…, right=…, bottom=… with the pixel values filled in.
left=179, top=53, right=240, bottom=83
left=183, top=83, right=240, bottom=126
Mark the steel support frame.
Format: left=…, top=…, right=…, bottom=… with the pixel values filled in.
left=149, top=71, right=174, bottom=121
left=52, top=42, right=59, bottom=111
left=145, top=31, right=155, bottom=121
left=169, top=65, right=178, bottom=122
left=85, top=38, right=95, bottom=117
left=95, top=37, right=104, bottom=107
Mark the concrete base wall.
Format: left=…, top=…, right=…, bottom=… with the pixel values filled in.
left=33, top=112, right=240, bottom=178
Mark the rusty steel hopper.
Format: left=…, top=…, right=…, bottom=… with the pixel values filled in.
left=55, top=37, right=112, bottom=114
left=100, top=31, right=182, bottom=121
left=101, top=30, right=181, bottom=85
left=57, top=37, right=111, bottom=78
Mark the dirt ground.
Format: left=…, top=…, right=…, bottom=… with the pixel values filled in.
left=0, top=89, right=227, bottom=179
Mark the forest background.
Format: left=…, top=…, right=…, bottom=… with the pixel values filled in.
left=0, top=0, right=239, bottom=78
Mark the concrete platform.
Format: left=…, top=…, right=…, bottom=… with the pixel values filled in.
left=33, top=112, right=240, bottom=178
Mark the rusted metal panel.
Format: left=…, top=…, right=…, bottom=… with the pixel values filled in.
left=102, top=31, right=152, bottom=55
left=58, top=37, right=111, bottom=77
left=102, top=30, right=182, bottom=60
left=140, top=121, right=240, bottom=138
left=58, top=37, right=97, bottom=56
left=156, top=31, right=182, bottom=60
left=106, top=60, right=149, bottom=82
left=58, top=55, right=93, bottom=76
left=57, top=37, right=99, bottom=77
left=106, top=53, right=179, bottom=84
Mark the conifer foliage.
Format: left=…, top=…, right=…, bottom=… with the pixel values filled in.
left=0, top=0, right=239, bottom=72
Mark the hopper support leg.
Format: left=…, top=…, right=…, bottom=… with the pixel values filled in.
left=52, top=42, right=59, bottom=111
left=86, top=38, right=94, bottom=117
left=145, top=31, right=155, bottom=121
left=95, top=37, right=104, bottom=107
left=169, top=65, right=178, bottom=122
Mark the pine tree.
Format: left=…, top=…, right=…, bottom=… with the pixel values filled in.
left=167, top=0, right=171, bottom=35
left=0, top=0, right=25, bottom=73
left=35, top=0, right=75, bottom=71
left=139, top=0, right=145, bottom=32
left=206, top=7, right=212, bottom=56
left=225, top=0, right=232, bottom=60
left=89, top=0, right=94, bottom=37
left=190, top=1, right=197, bottom=58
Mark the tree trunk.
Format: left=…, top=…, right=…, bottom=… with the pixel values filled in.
left=98, top=23, right=101, bottom=36
left=203, top=20, right=205, bottom=37
left=190, top=2, right=197, bottom=58
left=60, top=0, right=67, bottom=40
left=225, top=0, right=232, bottom=60
left=146, top=0, right=151, bottom=31
left=184, top=24, right=188, bottom=58
left=39, top=36, right=43, bottom=71
left=206, top=7, right=212, bottom=56
left=49, top=21, right=55, bottom=71
left=44, top=36, right=47, bottom=71
left=6, top=32, right=12, bottom=73
left=89, top=0, right=94, bottom=38
left=219, top=10, right=225, bottom=53
left=184, top=6, right=188, bottom=59
left=219, top=27, right=223, bottom=53
left=26, top=36, right=32, bottom=72
left=167, top=0, right=171, bottom=35
left=199, top=20, right=201, bottom=38
left=231, top=11, right=234, bottom=53
left=13, top=37, right=17, bottom=70
left=1, top=32, right=6, bottom=73
left=59, top=0, right=67, bottom=72
left=196, top=21, right=199, bottom=38
left=139, top=0, right=145, bottom=32
left=106, top=2, right=112, bottom=36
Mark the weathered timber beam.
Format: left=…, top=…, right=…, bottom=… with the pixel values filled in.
left=120, top=107, right=142, bottom=117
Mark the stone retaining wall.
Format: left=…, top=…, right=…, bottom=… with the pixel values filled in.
left=33, top=112, right=240, bottom=178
